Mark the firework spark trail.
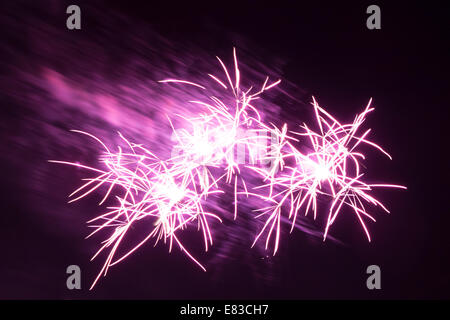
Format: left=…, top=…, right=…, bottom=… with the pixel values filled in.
left=52, top=48, right=405, bottom=287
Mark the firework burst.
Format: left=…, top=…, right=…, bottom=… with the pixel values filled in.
left=51, top=130, right=222, bottom=289
left=249, top=97, right=406, bottom=253
left=52, top=48, right=405, bottom=288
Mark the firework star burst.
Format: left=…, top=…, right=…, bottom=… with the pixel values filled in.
left=51, top=49, right=405, bottom=288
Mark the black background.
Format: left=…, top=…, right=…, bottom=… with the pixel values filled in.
left=0, top=0, right=448, bottom=299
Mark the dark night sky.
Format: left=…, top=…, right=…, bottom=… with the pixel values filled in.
left=0, top=0, right=448, bottom=299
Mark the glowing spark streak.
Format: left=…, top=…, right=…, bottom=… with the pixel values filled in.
left=157, top=79, right=206, bottom=90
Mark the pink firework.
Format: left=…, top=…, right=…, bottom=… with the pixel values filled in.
left=249, top=97, right=406, bottom=253
left=52, top=48, right=405, bottom=288
left=51, top=130, right=222, bottom=289
left=161, top=47, right=281, bottom=218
